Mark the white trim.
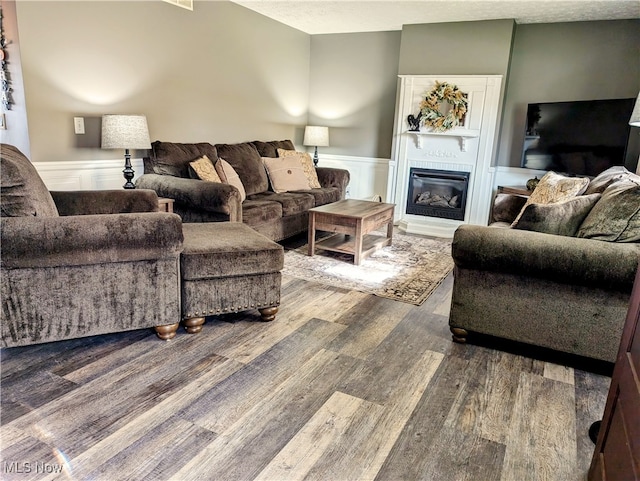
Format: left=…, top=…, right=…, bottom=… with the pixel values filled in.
left=33, top=158, right=144, bottom=191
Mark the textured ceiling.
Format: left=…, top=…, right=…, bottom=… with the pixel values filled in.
left=229, top=0, right=640, bottom=34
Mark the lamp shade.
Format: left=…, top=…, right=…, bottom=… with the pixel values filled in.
left=303, top=126, right=329, bottom=147
left=101, top=115, right=151, bottom=150
left=630, top=93, right=640, bottom=127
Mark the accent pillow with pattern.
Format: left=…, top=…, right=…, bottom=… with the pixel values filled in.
left=511, top=171, right=589, bottom=227
left=277, top=148, right=321, bottom=189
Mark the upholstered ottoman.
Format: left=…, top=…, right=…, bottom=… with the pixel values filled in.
left=180, top=222, right=284, bottom=334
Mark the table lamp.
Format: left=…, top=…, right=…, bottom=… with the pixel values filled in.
left=101, top=114, right=151, bottom=189
left=303, top=125, right=329, bottom=166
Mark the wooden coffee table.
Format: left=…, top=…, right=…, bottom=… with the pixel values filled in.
left=308, top=199, right=395, bottom=265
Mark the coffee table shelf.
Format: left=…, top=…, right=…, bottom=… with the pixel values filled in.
left=314, top=233, right=392, bottom=259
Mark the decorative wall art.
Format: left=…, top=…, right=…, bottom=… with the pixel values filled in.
left=0, top=6, right=12, bottom=111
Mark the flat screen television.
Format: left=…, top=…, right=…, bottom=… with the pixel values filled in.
left=521, top=98, right=639, bottom=176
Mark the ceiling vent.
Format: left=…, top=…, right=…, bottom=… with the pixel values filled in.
left=163, top=0, right=193, bottom=11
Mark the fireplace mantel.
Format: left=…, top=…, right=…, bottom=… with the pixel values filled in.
left=388, top=75, right=503, bottom=237
left=406, top=129, right=480, bottom=151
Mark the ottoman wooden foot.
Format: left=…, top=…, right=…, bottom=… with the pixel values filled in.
left=259, top=306, right=278, bottom=322
left=155, top=322, right=180, bottom=340
left=451, top=327, right=468, bottom=343
left=183, top=317, right=206, bottom=334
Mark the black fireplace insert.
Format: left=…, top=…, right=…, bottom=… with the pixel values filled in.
left=406, top=168, right=470, bottom=221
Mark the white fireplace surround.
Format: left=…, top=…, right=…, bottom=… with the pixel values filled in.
left=387, top=75, right=503, bottom=238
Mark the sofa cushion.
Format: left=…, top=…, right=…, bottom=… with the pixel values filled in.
left=252, top=139, right=295, bottom=158
left=512, top=193, right=601, bottom=237
left=584, top=165, right=637, bottom=195
left=217, top=158, right=247, bottom=202
left=262, top=156, right=311, bottom=193
left=1, top=144, right=59, bottom=217
left=577, top=179, right=640, bottom=242
left=291, top=187, right=343, bottom=207
left=215, top=143, right=269, bottom=196
left=277, top=148, right=322, bottom=188
left=241, top=199, right=283, bottom=226
left=511, top=171, right=589, bottom=226
left=189, top=155, right=222, bottom=183
left=248, top=191, right=315, bottom=217
left=149, top=141, right=219, bottom=178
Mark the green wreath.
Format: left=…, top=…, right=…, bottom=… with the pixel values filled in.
left=419, top=81, right=468, bottom=132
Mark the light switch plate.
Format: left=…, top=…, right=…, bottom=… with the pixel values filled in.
left=73, top=116, right=85, bottom=134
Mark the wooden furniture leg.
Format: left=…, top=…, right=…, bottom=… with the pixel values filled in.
left=183, top=317, right=206, bottom=334
left=308, top=211, right=316, bottom=257
left=259, top=306, right=278, bottom=322
left=451, top=327, right=468, bottom=343
left=154, top=322, right=180, bottom=340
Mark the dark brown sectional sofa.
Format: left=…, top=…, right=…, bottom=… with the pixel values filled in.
left=136, top=139, right=350, bottom=241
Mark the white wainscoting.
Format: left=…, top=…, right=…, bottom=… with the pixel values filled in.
left=33, top=155, right=391, bottom=199
left=33, top=156, right=548, bottom=218
left=317, top=154, right=391, bottom=201
left=33, top=158, right=144, bottom=191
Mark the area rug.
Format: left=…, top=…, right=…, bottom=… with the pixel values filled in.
left=282, top=233, right=454, bottom=305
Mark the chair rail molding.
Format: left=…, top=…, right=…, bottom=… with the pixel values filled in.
left=34, top=158, right=144, bottom=191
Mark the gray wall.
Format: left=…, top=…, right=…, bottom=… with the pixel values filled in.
left=500, top=20, right=640, bottom=167
left=398, top=20, right=515, bottom=76
left=10, top=2, right=640, bottom=168
left=15, top=1, right=310, bottom=162
left=308, top=31, right=401, bottom=159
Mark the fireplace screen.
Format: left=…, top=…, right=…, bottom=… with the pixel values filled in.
left=406, top=168, right=470, bottom=221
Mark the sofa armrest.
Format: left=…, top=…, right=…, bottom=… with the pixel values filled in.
left=1, top=213, right=183, bottom=269
left=316, top=167, right=350, bottom=198
left=452, top=224, right=640, bottom=289
left=135, top=174, right=242, bottom=221
left=51, top=189, right=160, bottom=216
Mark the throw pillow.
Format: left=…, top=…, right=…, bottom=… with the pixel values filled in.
left=1, top=144, right=59, bottom=217
left=188, top=155, right=222, bottom=183
left=262, top=156, right=312, bottom=193
left=584, top=165, right=638, bottom=195
left=277, top=148, right=321, bottom=189
left=512, top=193, right=601, bottom=237
left=577, top=179, right=640, bottom=242
left=511, top=171, right=589, bottom=226
left=217, top=158, right=247, bottom=202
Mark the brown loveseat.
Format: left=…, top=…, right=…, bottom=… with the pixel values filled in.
left=449, top=167, right=640, bottom=363
left=136, top=140, right=350, bottom=241
left=1, top=144, right=184, bottom=347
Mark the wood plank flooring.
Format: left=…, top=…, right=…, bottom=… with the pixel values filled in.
left=0, top=251, right=611, bottom=481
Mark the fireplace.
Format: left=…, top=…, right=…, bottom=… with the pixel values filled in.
left=406, top=168, right=470, bottom=221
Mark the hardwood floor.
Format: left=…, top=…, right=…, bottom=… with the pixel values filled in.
left=0, top=266, right=611, bottom=480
